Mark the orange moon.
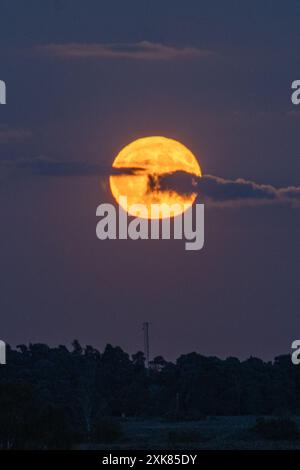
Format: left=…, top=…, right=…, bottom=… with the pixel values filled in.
left=109, top=136, right=201, bottom=219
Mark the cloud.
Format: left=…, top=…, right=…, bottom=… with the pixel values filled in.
left=35, top=41, right=213, bottom=61
left=0, top=156, right=141, bottom=176
left=0, top=125, right=32, bottom=143
left=1, top=157, right=299, bottom=207
left=157, top=172, right=300, bottom=208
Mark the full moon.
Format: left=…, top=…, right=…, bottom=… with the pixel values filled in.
left=109, top=136, right=201, bottom=219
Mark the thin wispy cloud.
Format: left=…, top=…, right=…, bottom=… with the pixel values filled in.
left=0, top=125, right=32, bottom=143
left=35, top=41, right=213, bottom=61
left=0, top=156, right=140, bottom=176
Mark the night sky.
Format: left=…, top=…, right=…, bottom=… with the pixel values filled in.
left=0, top=0, right=299, bottom=360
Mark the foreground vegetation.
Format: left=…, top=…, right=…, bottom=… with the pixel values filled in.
left=0, top=342, right=300, bottom=448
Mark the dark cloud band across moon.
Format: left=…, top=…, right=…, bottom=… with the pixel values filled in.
left=1, top=156, right=299, bottom=207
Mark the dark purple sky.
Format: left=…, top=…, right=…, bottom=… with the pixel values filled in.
left=0, top=0, right=299, bottom=360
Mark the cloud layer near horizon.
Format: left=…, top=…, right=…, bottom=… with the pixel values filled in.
left=34, top=41, right=213, bottom=61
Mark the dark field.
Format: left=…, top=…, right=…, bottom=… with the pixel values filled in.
left=78, top=416, right=300, bottom=450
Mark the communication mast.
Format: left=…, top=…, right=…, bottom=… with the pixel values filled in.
left=143, top=322, right=150, bottom=368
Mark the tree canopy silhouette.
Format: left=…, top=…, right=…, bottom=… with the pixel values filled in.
left=0, top=342, right=298, bottom=448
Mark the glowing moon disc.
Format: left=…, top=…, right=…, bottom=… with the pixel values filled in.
left=109, top=136, right=201, bottom=219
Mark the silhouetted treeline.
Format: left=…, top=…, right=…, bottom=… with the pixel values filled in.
left=0, top=341, right=299, bottom=448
